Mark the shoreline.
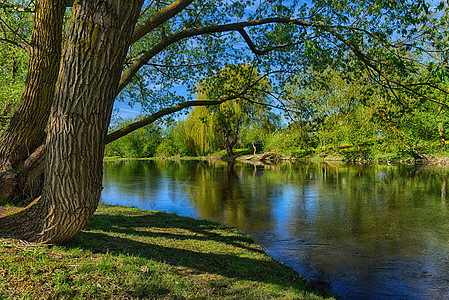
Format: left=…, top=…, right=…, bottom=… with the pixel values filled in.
left=1, top=204, right=336, bottom=299
left=105, top=152, right=449, bottom=166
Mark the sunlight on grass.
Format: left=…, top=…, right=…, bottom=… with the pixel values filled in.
left=0, top=204, right=336, bottom=299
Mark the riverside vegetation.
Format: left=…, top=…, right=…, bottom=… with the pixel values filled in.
left=0, top=1, right=447, bottom=298
left=0, top=0, right=447, bottom=242
left=0, top=204, right=335, bottom=299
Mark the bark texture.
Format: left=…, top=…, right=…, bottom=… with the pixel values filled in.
left=0, top=0, right=144, bottom=243
left=0, top=0, right=64, bottom=170
left=0, top=0, right=65, bottom=204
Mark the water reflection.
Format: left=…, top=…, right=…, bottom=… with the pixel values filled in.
left=102, top=160, right=449, bottom=299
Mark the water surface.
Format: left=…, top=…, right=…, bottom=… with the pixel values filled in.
left=102, top=160, right=449, bottom=299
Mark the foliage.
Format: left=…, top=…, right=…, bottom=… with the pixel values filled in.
left=264, top=123, right=317, bottom=158
left=0, top=5, right=32, bottom=131
left=105, top=117, right=163, bottom=158
left=240, top=125, right=269, bottom=154
left=279, top=59, right=449, bottom=160
left=0, top=44, right=27, bottom=131
left=156, top=120, right=196, bottom=157
left=182, top=64, right=278, bottom=156
left=183, top=106, right=220, bottom=156
left=113, top=0, right=448, bottom=160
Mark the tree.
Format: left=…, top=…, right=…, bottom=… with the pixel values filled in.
left=0, top=37, right=29, bottom=131
left=0, top=0, right=446, bottom=243
left=0, top=1, right=32, bottom=130
left=241, top=125, right=270, bottom=155
left=155, top=120, right=195, bottom=157
left=0, top=0, right=65, bottom=205
left=188, top=64, right=276, bottom=157
left=284, top=66, right=379, bottom=157
left=183, top=106, right=219, bottom=156
left=0, top=0, right=144, bottom=242
left=105, top=117, right=163, bottom=158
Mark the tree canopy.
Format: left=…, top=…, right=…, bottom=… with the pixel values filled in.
left=0, top=0, right=447, bottom=243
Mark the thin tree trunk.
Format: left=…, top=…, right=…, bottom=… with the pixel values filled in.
left=439, top=122, right=445, bottom=151
left=0, top=0, right=65, bottom=204
left=0, top=0, right=144, bottom=243
left=223, top=130, right=235, bottom=157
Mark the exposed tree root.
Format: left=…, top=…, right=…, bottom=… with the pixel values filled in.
left=0, top=198, right=46, bottom=241
left=0, top=196, right=98, bottom=243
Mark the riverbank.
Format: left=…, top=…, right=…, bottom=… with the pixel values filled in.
left=236, top=151, right=449, bottom=165
left=105, top=147, right=449, bottom=165
left=0, top=204, right=335, bottom=299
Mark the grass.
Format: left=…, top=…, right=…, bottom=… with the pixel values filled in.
left=0, top=204, right=336, bottom=299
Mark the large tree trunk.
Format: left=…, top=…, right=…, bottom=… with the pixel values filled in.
left=0, top=0, right=144, bottom=243
left=0, top=0, right=65, bottom=205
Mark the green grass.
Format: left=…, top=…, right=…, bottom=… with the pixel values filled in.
left=0, top=204, right=336, bottom=299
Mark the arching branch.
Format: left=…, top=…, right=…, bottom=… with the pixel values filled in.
left=120, top=17, right=391, bottom=94
left=111, top=69, right=286, bottom=143
left=131, top=0, right=194, bottom=44
left=107, top=93, right=247, bottom=144
left=120, top=16, right=449, bottom=118
left=120, top=18, right=313, bottom=93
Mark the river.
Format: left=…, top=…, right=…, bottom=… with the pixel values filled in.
left=101, top=159, right=449, bottom=299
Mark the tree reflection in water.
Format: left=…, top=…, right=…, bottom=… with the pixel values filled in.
left=102, top=160, right=449, bottom=299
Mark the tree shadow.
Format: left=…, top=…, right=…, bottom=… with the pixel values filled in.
left=64, top=211, right=334, bottom=298
left=79, top=212, right=262, bottom=253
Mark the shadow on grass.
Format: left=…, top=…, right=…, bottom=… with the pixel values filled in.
left=65, top=211, right=334, bottom=298
left=83, top=212, right=261, bottom=253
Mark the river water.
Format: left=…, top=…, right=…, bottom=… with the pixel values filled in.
left=101, top=159, right=449, bottom=299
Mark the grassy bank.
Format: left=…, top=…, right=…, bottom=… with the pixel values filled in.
left=0, top=204, right=335, bottom=299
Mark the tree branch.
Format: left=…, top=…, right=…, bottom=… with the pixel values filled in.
left=0, top=15, right=31, bottom=52
left=0, top=37, right=30, bottom=52
left=107, top=94, right=245, bottom=144
left=238, top=29, right=263, bottom=55
left=131, top=0, right=194, bottom=44
left=239, top=28, right=302, bottom=56
left=120, top=16, right=448, bottom=108
left=119, top=18, right=313, bottom=93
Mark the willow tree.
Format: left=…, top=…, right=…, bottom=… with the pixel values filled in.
left=183, top=65, right=277, bottom=157
left=0, top=0, right=446, bottom=243
left=184, top=106, right=219, bottom=156
left=0, top=0, right=145, bottom=242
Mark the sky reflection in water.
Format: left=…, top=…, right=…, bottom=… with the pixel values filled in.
left=101, top=160, right=449, bottom=299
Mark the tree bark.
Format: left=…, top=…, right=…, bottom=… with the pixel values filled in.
left=439, top=122, right=445, bottom=151
left=0, top=0, right=144, bottom=243
left=223, top=130, right=236, bottom=157
left=0, top=0, right=64, bottom=170
left=0, top=0, right=65, bottom=204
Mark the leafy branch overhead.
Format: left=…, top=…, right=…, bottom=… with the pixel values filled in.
left=117, top=0, right=448, bottom=131
left=0, top=0, right=447, bottom=243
